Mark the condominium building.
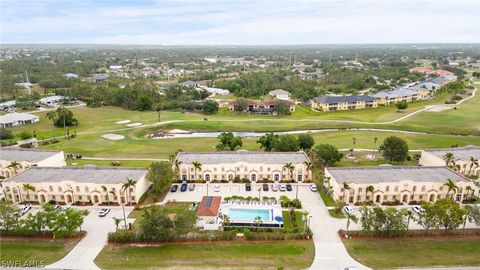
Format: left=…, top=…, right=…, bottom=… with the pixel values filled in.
left=324, top=166, right=474, bottom=204
left=372, top=87, right=419, bottom=106
left=228, top=99, right=296, bottom=114
left=0, top=149, right=66, bottom=179
left=174, top=151, right=311, bottom=182
left=3, top=166, right=149, bottom=204
left=419, top=146, right=480, bottom=176
left=311, top=95, right=377, bottom=111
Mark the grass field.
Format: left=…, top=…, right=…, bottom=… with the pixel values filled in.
left=40, top=129, right=480, bottom=159
left=94, top=241, right=315, bottom=270
left=0, top=239, right=80, bottom=265
left=343, top=237, right=480, bottom=268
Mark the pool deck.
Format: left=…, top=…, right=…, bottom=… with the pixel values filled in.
left=220, top=201, right=283, bottom=227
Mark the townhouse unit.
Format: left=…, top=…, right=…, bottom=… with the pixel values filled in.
left=0, top=112, right=39, bottom=128
left=228, top=98, right=296, bottom=114
left=174, top=151, right=311, bottom=182
left=3, top=166, right=149, bottom=205
left=311, top=95, right=377, bottom=111
left=372, top=87, right=419, bottom=105
left=268, top=89, right=292, bottom=101
left=419, top=146, right=480, bottom=176
left=324, top=166, right=474, bottom=204
left=0, top=149, right=66, bottom=179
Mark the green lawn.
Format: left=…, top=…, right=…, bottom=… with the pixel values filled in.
left=320, top=190, right=336, bottom=207
left=39, top=129, right=480, bottom=159
left=282, top=211, right=307, bottom=233
left=95, top=241, right=315, bottom=270
left=0, top=239, right=80, bottom=265
left=343, top=237, right=480, bottom=268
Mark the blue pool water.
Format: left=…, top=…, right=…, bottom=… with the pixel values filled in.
left=229, top=208, right=271, bottom=221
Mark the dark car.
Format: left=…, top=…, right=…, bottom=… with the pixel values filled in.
left=170, top=185, right=178, bottom=192
left=286, top=184, right=292, bottom=191
left=245, top=183, right=251, bottom=191
left=180, top=183, right=187, bottom=192
left=262, top=183, right=269, bottom=191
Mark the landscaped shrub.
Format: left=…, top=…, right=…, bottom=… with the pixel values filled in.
left=108, top=230, right=138, bottom=243
left=19, top=131, right=32, bottom=140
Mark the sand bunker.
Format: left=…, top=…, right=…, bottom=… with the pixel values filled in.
left=116, top=120, right=131, bottom=124
left=126, top=122, right=142, bottom=127
left=170, top=129, right=191, bottom=134
left=426, top=106, right=452, bottom=112
left=102, top=134, right=125, bottom=140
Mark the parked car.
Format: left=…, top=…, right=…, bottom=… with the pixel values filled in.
left=180, top=183, right=188, bottom=192
left=19, top=204, right=32, bottom=216
left=98, top=208, right=111, bottom=217
left=411, top=206, right=425, bottom=215
left=188, top=183, right=195, bottom=191
left=286, top=184, right=292, bottom=191
left=309, top=184, right=318, bottom=192
left=343, top=205, right=355, bottom=215
left=214, top=184, right=221, bottom=192
left=245, top=183, right=251, bottom=191
left=53, top=204, right=62, bottom=210
left=279, top=184, right=287, bottom=192
left=271, top=184, right=279, bottom=192
left=262, top=183, right=269, bottom=191
left=170, top=185, right=178, bottom=192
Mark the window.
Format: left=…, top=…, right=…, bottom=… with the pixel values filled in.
left=394, top=186, right=399, bottom=192
left=358, top=187, right=363, bottom=193
left=58, top=186, right=62, bottom=192
left=267, top=167, right=271, bottom=172
left=421, top=185, right=426, bottom=192
left=76, top=186, right=80, bottom=192
left=244, top=167, right=247, bottom=172
left=111, top=188, right=116, bottom=192
left=131, top=196, right=135, bottom=201
left=221, top=167, right=225, bottom=172
left=85, top=186, right=89, bottom=192
left=78, top=195, right=82, bottom=200
left=386, top=186, right=390, bottom=192
left=213, top=167, right=217, bottom=172
left=260, top=166, right=263, bottom=172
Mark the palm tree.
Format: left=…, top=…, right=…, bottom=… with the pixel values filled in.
left=443, top=152, right=454, bottom=166
left=7, top=161, right=21, bottom=175
left=113, top=217, right=122, bottom=231
left=343, top=182, right=351, bottom=203
left=468, top=157, right=479, bottom=175
left=101, top=185, right=110, bottom=205
left=465, top=186, right=472, bottom=200
left=345, top=213, right=358, bottom=234
left=109, top=190, right=116, bottom=204
left=174, top=160, right=182, bottom=172
left=373, top=137, right=378, bottom=151
left=283, top=163, right=295, bottom=181
left=220, top=214, right=230, bottom=228
left=122, top=178, right=137, bottom=205
left=254, top=216, right=263, bottom=229
left=443, top=179, right=458, bottom=198
left=449, top=160, right=461, bottom=172
left=404, top=210, right=414, bottom=231
left=302, top=211, right=310, bottom=232
left=22, top=183, right=35, bottom=203
left=366, top=185, right=374, bottom=202
left=46, top=111, right=57, bottom=138
left=192, top=161, right=202, bottom=180
left=303, top=161, right=313, bottom=180
left=352, top=137, right=356, bottom=147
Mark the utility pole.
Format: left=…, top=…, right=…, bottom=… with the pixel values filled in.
left=121, top=203, right=127, bottom=230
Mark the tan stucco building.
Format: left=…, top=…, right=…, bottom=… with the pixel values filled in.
left=419, top=146, right=480, bottom=177
left=0, top=149, right=66, bottom=179
left=174, top=151, right=311, bottom=182
left=311, top=95, right=378, bottom=111
left=324, top=166, right=475, bottom=204
left=3, top=166, right=150, bottom=205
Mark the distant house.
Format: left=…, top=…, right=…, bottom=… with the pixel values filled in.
left=180, top=80, right=201, bottom=88
left=38, top=95, right=64, bottom=107
left=228, top=98, right=296, bottom=114
left=409, top=67, right=455, bottom=77
left=14, top=82, right=33, bottom=89
left=64, top=73, right=79, bottom=79
left=86, top=73, right=109, bottom=83
left=198, top=86, right=230, bottom=96
left=109, top=65, right=123, bottom=72
left=311, top=95, right=377, bottom=111
left=0, top=100, right=16, bottom=111
left=0, top=112, right=39, bottom=128
left=268, top=89, right=291, bottom=101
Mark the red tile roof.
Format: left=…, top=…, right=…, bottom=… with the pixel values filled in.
left=196, top=196, right=222, bottom=217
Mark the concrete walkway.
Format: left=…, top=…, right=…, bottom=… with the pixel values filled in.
left=46, top=206, right=132, bottom=270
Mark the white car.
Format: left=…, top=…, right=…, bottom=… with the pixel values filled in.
left=309, top=184, right=318, bottom=192
left=213, top=184, right=221, bottom=192
left=411, top=206, right=425, bottom=215
left=271, top=185, right=279, bottom=192
left=98, top=208, right=111, bottom=217
left=279, top=184, right=287, bottom=192
left=343, top=205, right=355, bottom=215
left=19, top=204, right=32, bottom=216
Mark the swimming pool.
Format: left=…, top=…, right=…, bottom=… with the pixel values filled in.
left=228, top=208, right=271, bottom=221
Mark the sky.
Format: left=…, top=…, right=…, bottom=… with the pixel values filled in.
left=1, top=0, right=479, bottom=45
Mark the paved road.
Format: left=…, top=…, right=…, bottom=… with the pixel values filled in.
left=164, top=183, right=370, bottom=270
left=46, top=206, right=133, bottom=270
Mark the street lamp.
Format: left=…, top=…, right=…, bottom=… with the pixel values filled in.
left=15, top=186, right=22, bottom=203
left=206, top=182, right=209, bottom=197
left=121, top=203, right=127, bottom=230
left=296, top=184, right=299, bottom=200
left=258, top=187, right=261, bottom=201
